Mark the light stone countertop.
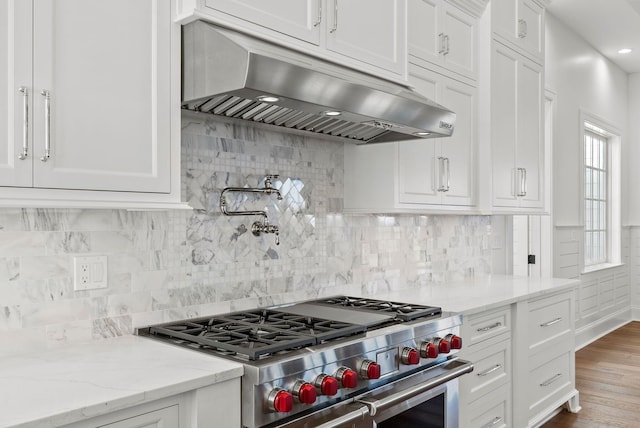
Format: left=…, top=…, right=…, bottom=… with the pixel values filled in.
left=365, top=275, right=580, bottom=315
left=0, top=275, right=578, bottom=428
left=0, top=335, right=243, bottom=428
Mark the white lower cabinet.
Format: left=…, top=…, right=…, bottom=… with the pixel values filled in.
left=459, top=306, right=512, bottom=428
left=99, top=405, right=179, bottom=428
left=460, top=288, right=579, bottom=428
left=513, top=289, right=580, bottom=427
left=62, top=379, right=241, bottom=428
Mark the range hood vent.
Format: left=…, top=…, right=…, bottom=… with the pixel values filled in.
left=182, top=21, right=456, bottom=144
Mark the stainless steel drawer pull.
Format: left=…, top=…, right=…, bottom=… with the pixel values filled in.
left=540, top=317, right=562, bottom=327
left=481, top=416, right=504, bottom=428
left=438, top=33, right=446, bottom=54
left=540, top=373, right=562, bottom=387
left=18, top=87, right=28, bottom=160
left=330, top=0, right=338, bottom=33
left=477, top=364, right=502, bottom=377
left=40, top=90, right=51, bottom=162
left=314, top=1, right=322, bottom=26
left=477, top=322, right=502, bottom=332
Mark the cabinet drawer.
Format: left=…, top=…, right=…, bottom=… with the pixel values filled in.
left=527, top=350, right=572, bottom=419
left=466, top=383, right=510, bottom=428
left=460, top=337, right=510, bottom=404
left=464, top=307, right=511, bottom=346
left=527, top=292, right=572, bottom=353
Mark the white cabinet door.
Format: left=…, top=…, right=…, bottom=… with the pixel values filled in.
left=31, top=0, right=171, bottom=193
left=516, top=55, right=543, bottom=208
left=326, top=0, right=406, bottom=75
left=99, top=405, right=179, bottom=428
left=398, top=67, right=440, bottom=205
left=0, top=0, right=32, bottom=186
left=492, top=0, right=544, bottom=63
left=203, top=0, right=321, bottom=44
left=408, top=0, right=476, bottom=80
left=491, top=41, right=543, bottom=211
left=408, top=0, right=440, bottom=67
left=398, top=65, right=474, bottom=206
left=440, top=77, right=475, bottom=205
left=491, top=43, right=519, bottom=208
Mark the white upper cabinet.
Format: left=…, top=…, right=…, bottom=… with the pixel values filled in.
left=0, top=0, right=32, bottom=187
left=203, top=0, right=321, bottom=44
left=325, top=0, right=406, bottom=75
left=179, top=0, right=408, bottom=81
left=399, top=65, right=475, bottom=207
left=491, top=41, right=544, bottom=210
left=492, top=0, right=544, bottom=63
left=408, top=0, right=477, bottom=82
left=0, top=0, right=183, bottom=208
left=344, top=65, right=476, bottom=213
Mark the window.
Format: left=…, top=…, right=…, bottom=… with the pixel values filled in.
left=581, top=113, right=621, bottom=270
left=583, top=128, right=607, bottom=266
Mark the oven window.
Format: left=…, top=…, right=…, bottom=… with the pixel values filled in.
left=377, top=393, right=445, bottom=427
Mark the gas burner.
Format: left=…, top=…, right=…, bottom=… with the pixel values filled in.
left=314, top=296, right=442, bottom=321
left=146, top=309, right=365, bottom=360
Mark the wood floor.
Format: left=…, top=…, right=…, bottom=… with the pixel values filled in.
left=542, top=321, right=640, bottom=428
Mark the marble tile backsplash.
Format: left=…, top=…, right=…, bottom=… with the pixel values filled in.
left=0, top=111, right=491, bottom=355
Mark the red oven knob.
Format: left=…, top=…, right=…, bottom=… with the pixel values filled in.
left=419, top=341, right=439, bottom=359
left=401, top=347, right=420, bottom=365
left=446, top=334, right=462, bottom=349
left=313, top=374, right=339, bottom=396
left=268, top=388, right=293, bottom=413
left=335, top=367, right=358, bottom=389
left=438, top=338, right=451, bottom=354
left=293, top=381, right=317, bottom=404
left=360, top=360, right=381, bottom=380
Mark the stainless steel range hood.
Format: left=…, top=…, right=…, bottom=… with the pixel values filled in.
left=182, top=21, right=456, bottom=144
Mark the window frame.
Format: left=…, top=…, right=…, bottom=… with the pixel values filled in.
left=579, top=110, right=621, bottom=272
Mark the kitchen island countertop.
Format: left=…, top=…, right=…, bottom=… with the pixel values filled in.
left=0, top=335, right=243, bottom=428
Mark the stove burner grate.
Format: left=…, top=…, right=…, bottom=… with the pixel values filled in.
left=147, top=309, right=365, bottom=360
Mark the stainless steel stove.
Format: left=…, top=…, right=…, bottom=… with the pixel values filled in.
left=138, top=296, right=473, bottom=428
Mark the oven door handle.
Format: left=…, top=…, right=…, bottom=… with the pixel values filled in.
left=356, top=358, right=474, bottom=417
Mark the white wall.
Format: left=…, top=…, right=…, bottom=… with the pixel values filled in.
left=628, top=74, right=640, bottom=224
left=545, top=13, right=629, bottom=227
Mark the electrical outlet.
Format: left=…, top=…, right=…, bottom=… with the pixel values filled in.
left=73, top=255, right=108, bottom=291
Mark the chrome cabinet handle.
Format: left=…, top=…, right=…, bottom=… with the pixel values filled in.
left=518, top=19, right=527, bottom=38
left=477, top=321, right=502, bottom=332
left=481, top=416, right=504, bottom=428
left=516, top=167, right=527, bottom=197
left=18, top=87, right=29, bottom=160
left=444, top=157, right=450, bottom=192
left=314, top=0, right=322, bottom=27
left=40, top=90, right=51, bottom=162
left=330, top=0, right=338, bottom=33
left=540, top=317, right=562, bottom=327
left=444, top=34, right=450, bottom=55
left=437, top=157, right=446, bottom=192
left=438, top=33, right=446, bottom=54
left=477, top=364, right=502, bottom=377
left=540, top=373, right=562, bottom=387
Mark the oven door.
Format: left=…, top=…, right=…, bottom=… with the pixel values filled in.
left=356, top=357, right=474, bottom=428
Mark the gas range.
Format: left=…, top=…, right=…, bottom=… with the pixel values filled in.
left=138, top=296, right=472, bottom=428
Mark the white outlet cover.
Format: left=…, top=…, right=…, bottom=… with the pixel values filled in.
left=73, top=255, right=108, bottom=291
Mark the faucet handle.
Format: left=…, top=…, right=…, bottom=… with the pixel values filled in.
left=264, top=174, right=280, bottom=188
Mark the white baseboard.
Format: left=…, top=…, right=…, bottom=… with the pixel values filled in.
left=575, top=308, right=633, bottom=350
left=632, top=306, right=640, bottom=321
